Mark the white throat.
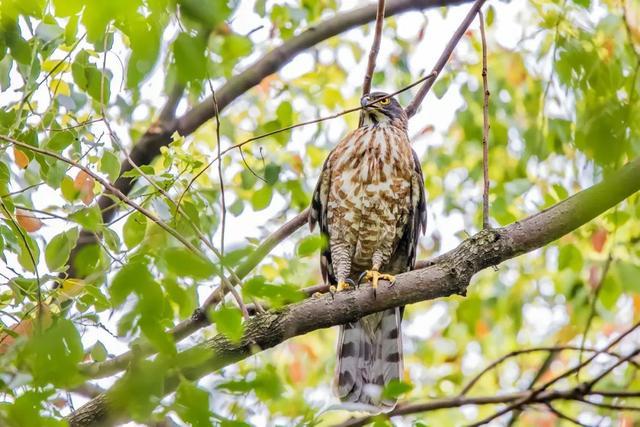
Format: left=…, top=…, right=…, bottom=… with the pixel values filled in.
left=362, top=111, right=392, bottom=127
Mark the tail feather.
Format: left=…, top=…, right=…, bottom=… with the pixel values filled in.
left=334, top=307, right=403, bottom=411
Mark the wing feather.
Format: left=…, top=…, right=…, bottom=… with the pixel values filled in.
left=309, top=153, right=335, bottom=284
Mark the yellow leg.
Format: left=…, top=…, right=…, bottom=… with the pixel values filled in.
left=330, top=280, right=352, bottom=294
left=362, top=270, right=396, bottom=291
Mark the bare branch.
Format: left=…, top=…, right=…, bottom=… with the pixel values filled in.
left=405, top=0, right=486, bottom=117
left=362, top=0, right=387, bottom=97
left=479, top=9, right=491, bottom=229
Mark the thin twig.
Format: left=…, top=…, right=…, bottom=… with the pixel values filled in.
left=506, top=350, right=558, bottom=426
left=207, top=79, right=249, bottom=320
left=405, top=0, right=487, bottom=117
left=545, top=402, right=589, bottom=427
left=362, top=0, right=386, bottom=96
left=479, top=9, right=490, bottom=229
left=359, top=0, right=387, bottom=126
left=578, top=253, right=614, bottom=377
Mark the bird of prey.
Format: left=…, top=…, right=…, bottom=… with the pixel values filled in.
left=309, top=91, right=427, bottom=410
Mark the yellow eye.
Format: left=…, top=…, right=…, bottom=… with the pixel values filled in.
left=378, top=98, right=391, bottom=105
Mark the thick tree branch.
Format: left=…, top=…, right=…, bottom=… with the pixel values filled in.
left=68, top=157, right=640, bottom=426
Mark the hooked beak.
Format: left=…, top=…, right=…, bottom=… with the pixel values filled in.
left=360, top=95, right=372, bottom=109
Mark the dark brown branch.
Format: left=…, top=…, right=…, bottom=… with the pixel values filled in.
left=67, top=156, right=640, bottom=426
left=405, top=0, right=486, bottom=117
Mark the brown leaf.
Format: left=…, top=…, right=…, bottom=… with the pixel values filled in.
left=74, top=170, right=95, bottom=205
left=591, top=228, right=607, bottom=253
left=288, top=359, right=304, bottom=384
left=13, top=147, right=29, bottom=169
left=15, top=208, right=43, bottom=232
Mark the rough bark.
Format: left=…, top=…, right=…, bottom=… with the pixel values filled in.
left=67, top=157, right=640, bottom=426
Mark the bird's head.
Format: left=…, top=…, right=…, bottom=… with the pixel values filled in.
left=360, top=91, right=406, bottom=127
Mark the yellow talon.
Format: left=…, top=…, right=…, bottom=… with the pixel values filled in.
left=336, top=280, right=351, bottom=292
left=363, top=270, right=396, bottom=290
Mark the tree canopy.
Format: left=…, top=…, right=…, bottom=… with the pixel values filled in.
left=0, top=0, right=640, bottom=426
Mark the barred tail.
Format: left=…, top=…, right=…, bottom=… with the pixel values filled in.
left=334, top=307, right=403, bottom=411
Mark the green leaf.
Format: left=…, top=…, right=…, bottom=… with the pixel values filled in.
left=123, top=212, right=147, bottom=249
left=125, top=18, right=161, bottom=87
left=276, top=101, right=292, bottom=125
left=163, top=247, right=216, bottom=279
left=614, top=261, right=640, bottom=292
left=0, top=161, right=9, bottom=194
left=46, top=130, right=75, bottom=151
left=264, top=163, right=281, bottom=186
left=53, top=0, right=83, bottom=16
left=210, top=306, right=244, bottom=343
left=100, top=150, right=121, bottom=182
left=24, top=318, right=83, bottom=387
left=61, top=175, right=80, bottom=201
left=175, top=380, right=213, bottom=427
left=381, top=379, right=413, bottom=400
left=250, top=185, right=272, bottom=211
left=17, top=233, right=40, bottom=273
left=221, top=34, right=252, bottom=59
left=296, top=234, right=326, bottom=257
left=178, top=0, right=231, bottom=29
left=110, top=260, right=153, bottom=306
left=90, top=340, right=108, bottom=362
left=558, top=244, right=584, bottom=273
left=242, top=276, right=304, bottom=307
left=173, top=33, right=206, bottom=83
left=72, top=243, right=105, bottom=277
left=432, top=74, right=452, bottom=99
left=45, top=228, right=78, bottom=271
left=599, top=273, right=621, bottom=310
left=70, top=206, right=102, bottom=231
left=111, top=359, right=165, bottom=420
left=103, top=227, right=121, bottom=253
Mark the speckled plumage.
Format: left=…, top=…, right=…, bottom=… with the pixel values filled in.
left=309, top=92, right=427, bottom=410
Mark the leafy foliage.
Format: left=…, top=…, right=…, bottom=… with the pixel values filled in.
left=0, top=0, right=639, bottom=425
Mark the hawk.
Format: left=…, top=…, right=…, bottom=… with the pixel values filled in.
left=309, top=91, right=427, bottom=410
